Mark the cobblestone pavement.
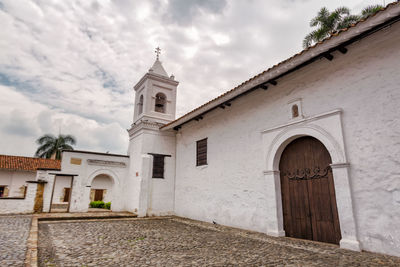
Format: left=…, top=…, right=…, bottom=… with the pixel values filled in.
left=38, top=217, right=400, bottom=266
left=0, top=215, right=32, bottom=266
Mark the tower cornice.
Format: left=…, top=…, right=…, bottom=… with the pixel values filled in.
left=134, top=71, right=179, bottom=91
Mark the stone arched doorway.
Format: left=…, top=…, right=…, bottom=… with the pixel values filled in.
left=89, top=174, right=114, bottom=206
left=262, top=111, right=360, bottom=251
left=279, top=136, right=341, bottom=244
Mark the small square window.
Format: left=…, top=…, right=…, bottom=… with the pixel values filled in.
left=196, top=138, right=207, bottom=166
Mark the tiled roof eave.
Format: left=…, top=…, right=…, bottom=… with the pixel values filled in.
left=0, top=168, right=37, bottom=173
left=161, top=2, right=400, bottom=131
left=0, top=155, right=61, bottom=172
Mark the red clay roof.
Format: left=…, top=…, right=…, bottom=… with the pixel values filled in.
left=161, top=1, right=399, bottom=130
left=0, top=155, right=61, bottom=172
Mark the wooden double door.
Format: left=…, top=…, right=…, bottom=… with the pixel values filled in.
left=279, top=136, right=341, bottom=244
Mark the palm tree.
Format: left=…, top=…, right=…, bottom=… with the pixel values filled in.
left=35, top=134, right=76, bottom=160
left=360, top=5, right=383, bottom=19
left=303, top=7, right=359, bottom=48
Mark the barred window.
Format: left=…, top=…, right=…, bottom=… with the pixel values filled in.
left=196, top=138, right=207, bottom=166
left=152, top=155, right=165, bottom=178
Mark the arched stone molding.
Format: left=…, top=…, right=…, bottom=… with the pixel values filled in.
left=267, top=124, right=346, bottom=171
left=261, top=109, right=361, bottom=251
left=86, top=169, right=120, bottom=187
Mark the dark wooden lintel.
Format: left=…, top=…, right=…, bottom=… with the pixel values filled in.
left=27, top=180, right=48, bottom=184
left=324, top=53, right=334, bottom=61
left=195, top=116, right=203, bottom=121
left=147, top=153, right=172, bottom=157
left=338, top=47, right=348, bottom=54
left=219, top=102, right=232, bottom=109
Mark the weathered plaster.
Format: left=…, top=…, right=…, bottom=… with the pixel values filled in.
left=174, top=22, right=400, bottom=256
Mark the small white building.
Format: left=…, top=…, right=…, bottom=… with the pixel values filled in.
left=0, top=155, right=60, bottom=214
left=2, top=3, right=400, bottom=257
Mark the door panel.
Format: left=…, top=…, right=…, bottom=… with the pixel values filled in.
left=279, top=136, right=341, bottom=244
left=94, top=189, right=103, bottom=201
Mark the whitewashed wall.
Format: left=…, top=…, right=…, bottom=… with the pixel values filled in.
left=173, top=22, right=400, bottom=256
left=0, top=182, right=36, bottom=214
left=126, top=127, right=176, bottom=216
left=0, top=171, right=35, bottom=197
left=59, top=151, right=129, bottom=212
left=53, top=176, right=72, bottom=204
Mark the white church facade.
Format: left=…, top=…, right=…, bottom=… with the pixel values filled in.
left=1, top=3, right=399, bottom=257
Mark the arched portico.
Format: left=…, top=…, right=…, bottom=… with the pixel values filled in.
left=261, top=109, right=361, bottom=251
left=85, top=169, right=120, bottom=211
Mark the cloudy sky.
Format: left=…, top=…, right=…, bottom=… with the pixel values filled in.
left=0, top=0, right=390, bottom=156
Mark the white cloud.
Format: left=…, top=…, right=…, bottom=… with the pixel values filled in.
left=0, top=85, right=128, bottom=156
left=0, top=0, right=393, bottom=156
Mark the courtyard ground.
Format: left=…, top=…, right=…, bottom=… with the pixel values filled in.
left=37, top=217, right=400, bottom=267
left=0, top=215, right=32, bottom=266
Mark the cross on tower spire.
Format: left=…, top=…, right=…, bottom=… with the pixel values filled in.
left=155, top=46, right=161, bottom=60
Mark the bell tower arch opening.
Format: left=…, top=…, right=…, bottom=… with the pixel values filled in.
left=132, top=47, right=179, bottom=125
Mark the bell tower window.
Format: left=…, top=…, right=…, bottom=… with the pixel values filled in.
left=155, top=93, right=166, bottom=113
left=138, top=95, right=144, bottom=114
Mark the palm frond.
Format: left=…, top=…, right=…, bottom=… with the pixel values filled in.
left=303, top=31, right=316, bottom=48
left=334, top=6, right=350, bottom=16
left=35, top=142, right=55, bottom=158
left=361, top=5, right=383, bottom=19
left=34, top=133, right=76, bottom=159
left=310, top=7, right=329, bottom=27
left=313, top=26, right=330, bottom=42
left=36, top=134, right=55, bottom=145
left=61, top=135, right=77, bottom=146
left=337, top=15, right=360, bottom=30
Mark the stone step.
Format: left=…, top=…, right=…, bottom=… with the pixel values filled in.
left=38, top=212, right=137, bottom=222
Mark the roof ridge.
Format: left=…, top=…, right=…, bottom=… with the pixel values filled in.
left=162, top=1, right=400, bottom=130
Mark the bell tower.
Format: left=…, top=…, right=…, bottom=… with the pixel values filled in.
left=132, top=47, right=179, bottom=125
left=126, top=48, right=178, bottom=217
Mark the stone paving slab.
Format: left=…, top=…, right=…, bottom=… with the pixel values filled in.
left=0, top=215, right=32, bottom=266
left=38, top=217, right=400, bottom=266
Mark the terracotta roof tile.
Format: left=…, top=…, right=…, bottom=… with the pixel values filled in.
left=0, top=155, right=61, bottom=172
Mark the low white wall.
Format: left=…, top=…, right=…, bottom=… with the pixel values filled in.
left=0, top=170, right=35, bottom=197
left=0, top=182, right=36, bottom=214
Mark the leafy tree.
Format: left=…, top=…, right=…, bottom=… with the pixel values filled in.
left=303, top=7, right=359, bottom=48
left=360, top=5, right=383, bottom=19
left=35, top=134, right=76, bottom=160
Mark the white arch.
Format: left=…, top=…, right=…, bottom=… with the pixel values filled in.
left=262, top=110, right=360, bottom=251
left=267, top=124, right=346, bottom=171
left=86, top=168, right=120, bottom=187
